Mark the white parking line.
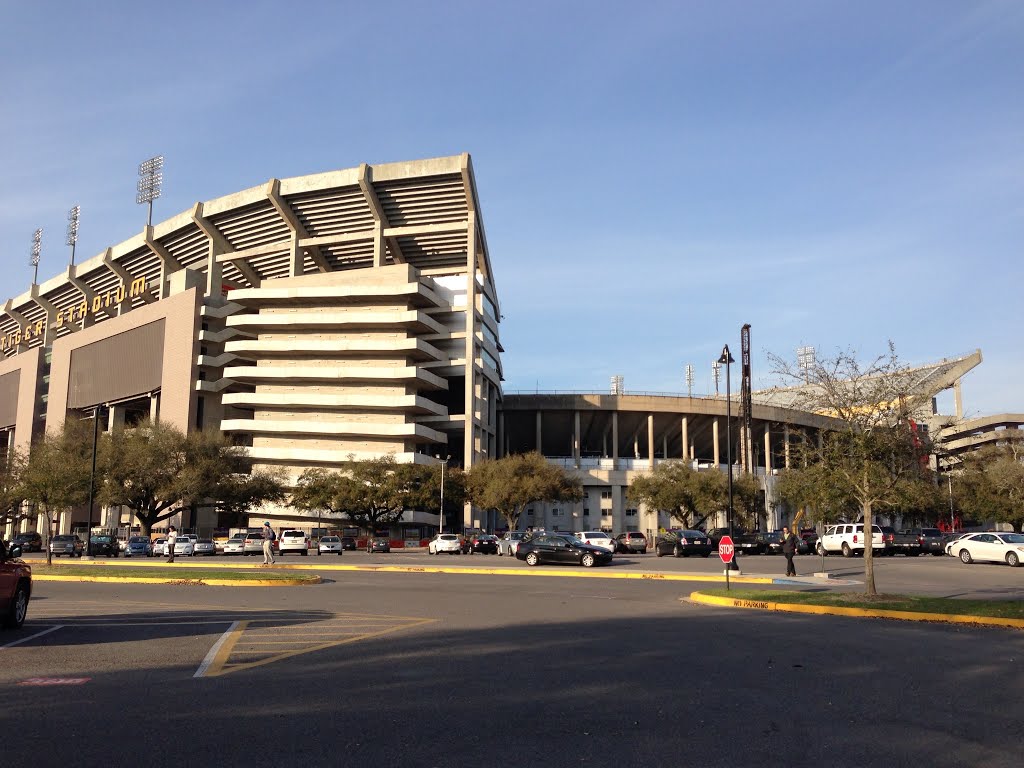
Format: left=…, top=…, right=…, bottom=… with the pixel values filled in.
left=194, top=621, right=243, bottom=678
left=1, top=625, right=64, bottom=649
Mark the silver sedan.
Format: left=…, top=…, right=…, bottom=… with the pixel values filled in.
left=318, top=536, right=344, bottom=555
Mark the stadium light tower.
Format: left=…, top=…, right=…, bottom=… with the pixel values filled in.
left=711, top=360, right=721, bottom=395
left=136, top=155, right=164, bottom=227
left=685, top=364, right=694, bottom=397
left=797, top=345, right=816, bottom=383
left=30, top=228, right=42, bottom=283
left=66, top=205, right=81, bottom=265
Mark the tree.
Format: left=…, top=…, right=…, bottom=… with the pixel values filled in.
left=19, top=421, right=93, bottom=565
left=98, top=420, right=283, bottom=537
left=955, top=439, right=1024, bottom=531
left=465, top=451, right=583, bottom=532
left=0, top=446, right=26, bottom=533
left=768, top=343, right=936, bottom=596
left=627, top=462, right=720, bottom=529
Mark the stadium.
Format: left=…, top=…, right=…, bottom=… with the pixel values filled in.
left=0, top=155, right=1015, bottom=542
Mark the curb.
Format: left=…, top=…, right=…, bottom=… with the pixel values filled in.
left=688, top=591, right=1024, bottom=629
left=34, top=574, right=321, bottom=587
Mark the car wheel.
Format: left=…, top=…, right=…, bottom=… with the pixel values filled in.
left=3, top=583, right=29, bottom=629
left=1007, top=551, right=1020, bottom=568
left=959, top=549, right=972, bottom=564
left=656, top=548, right=664, bottom=557
left=673, top=545, right=681, bottom=558
left=525, top=552, right=539, bottom=566
left=841, top=543, right=853, bottom=558
left=302, top=550, right=308, bottom=556
left=702, top=552, right=710, bottom=558
left=581, top=553, right=596, bottom=567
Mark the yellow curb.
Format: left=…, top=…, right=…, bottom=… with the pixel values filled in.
left=688, top=591, right=1024, bottom=629
left=34, top=574, right=320, bottom=587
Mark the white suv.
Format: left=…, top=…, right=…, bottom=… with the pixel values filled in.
left=818, top=524, right=884, bottom=557
left=278, top=530, right=310, bottom=556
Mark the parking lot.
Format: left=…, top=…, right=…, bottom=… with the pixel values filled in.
left=3, top=569, right=1023, bottom=768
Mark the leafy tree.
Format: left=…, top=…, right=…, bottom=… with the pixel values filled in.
left=627, top=461, right=763, bottom=531
left=290, top=467, right=364, bottom=530
left=955, top=439, right=1024, bottom=531
left=98, top=420, right=283, bottom=537
left=396, top=463, right=466, bottom=532
left=465, top=451, right=583, bottom=532
left=768, top=343, right=937, bottom=595
left=0, top=446, right=26, bottom=533
left=19, top=421, right=93, bottom=565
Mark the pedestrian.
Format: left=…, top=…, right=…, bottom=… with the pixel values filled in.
left=166, top=525, right=177, bottom=563
left=782, top=526, right=799, bottom=577
left=262, top=521, right=276, bottom=565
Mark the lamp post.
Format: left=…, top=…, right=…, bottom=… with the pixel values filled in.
left=718, top=345, right=739, bottom=572
left=439, top=455, right=450, bottom=534
left=84, top=405, right=103, bottom=559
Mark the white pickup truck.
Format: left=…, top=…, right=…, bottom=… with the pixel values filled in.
left=817, top=524, right=885, bottom=557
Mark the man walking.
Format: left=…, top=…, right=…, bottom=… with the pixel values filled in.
left=782, top=526, right=799, bottom=577
left=166, top=525, right=178, bottom=563
left=261, top=521, right=276, bottom=565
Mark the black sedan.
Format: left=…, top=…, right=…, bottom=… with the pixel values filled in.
left=340, top=536, right=357, bottom=551
left=515, top=534, right=613, bottom=567
left=89, top=535, right=121, bottom=557
left=11, top=532, right=43, bottom=553
left=655, top=530, right=712, bottom=558
left=469, top=534, right=499, bottom=554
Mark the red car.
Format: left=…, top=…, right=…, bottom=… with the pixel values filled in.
left=1, top=539, right=32, bottom=629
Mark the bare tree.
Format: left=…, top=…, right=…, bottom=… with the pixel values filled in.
left=768, top=343, right=936, bottom=595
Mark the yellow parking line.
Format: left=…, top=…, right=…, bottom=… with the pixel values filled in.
left=195, top=620, right=249, bottom=678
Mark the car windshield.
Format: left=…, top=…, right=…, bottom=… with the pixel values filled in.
left=129, top=537, right=148, bottom=544
left=198, top=539, right=213, bottom=544
left=584, top=532, right=610, bottom=539
left=91, top=536, right=112, bottom=542
left=560, top=535, right=585, bottom=546
left=439, top=534, right=458, bottom=541
left=677, top=530, right=705, bottom=538
left=54, top=535, right=74, bottom=541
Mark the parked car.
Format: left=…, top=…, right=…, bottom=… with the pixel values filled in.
left=428, top=533, right=463, bottom=555
left=279, top=530, right=310, bottom=556
left=757, top=531, right=784, bottom=555
left=124, top=536, right=152, bottom=558
left=340, top=536, right=357, bottom=551
left=816, top=524, right=884, bottom=557
left=799, top=530, right=819, bottom=554
left=243, top=532, right=265, bottom=556
left=317, top=536, right=344, bottom=555
left=909, top=527, right=949, bottom=556
left=497, top=531, right=527, bottom=557
left=944, top=532, right=973, bottom=556
left=0, top=539, right=31, bottom=629
left=11, top=531, right=43, bottom=553
left=515, top=533, right=613, bottom=568
left=708, top=528, right=766, bottom=555
left=655, top=529, right=712, bottom=558
left=222, top=534, right=246, bottom=555
left=49, top=534, right=84, bottom=558
left=194, top=538, right=217, bottom=556
left=173, top=537, right=195, bottom=557
left=367, top=537, right=391, bottom=553
left=469, top=534, right=499, bottom=554
left=614, top=532, right=648, bottom=554
left=152, top=537, right=167, bottom=557
left=879, top=527, right=922, bottom=557
left=576, top=531, right=616, bottom=553
left=89, top=534, right=121, bottom=557
left=946, top=532, right=1024, bottom=567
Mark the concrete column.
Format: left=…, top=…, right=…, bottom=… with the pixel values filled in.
left=612, top=412, right=619, bottom=465
left=713, top=418, right=720, bottom=466
left=663, top=435, right=668, bottom=461
left=108, top=406, right=125, bottom=431
left=764, top=424, right=771, bottom=475
left=647, top=414, right=655, bottom=464
left=681, top=417, right=689, bottom=461
left=784, top=425, right=791, bottom=469
left=535, top=411, right=543, bottom=452
left=150, top=393, right=160, bottom=421
left=574, top=411, right=581, bottom=466
left=954, top=381, right=963, bottom=419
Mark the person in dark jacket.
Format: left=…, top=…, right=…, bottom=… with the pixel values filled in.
left=781, top=526, right=799, bottom=576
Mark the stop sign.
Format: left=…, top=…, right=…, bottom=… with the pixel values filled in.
left=718, top=535, right=735, bottom=563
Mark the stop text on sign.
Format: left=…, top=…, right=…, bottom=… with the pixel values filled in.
left=718, top=535, right=735, bottom=563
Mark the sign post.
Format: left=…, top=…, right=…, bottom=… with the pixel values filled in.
left=719, top=535, right=735, bottom=591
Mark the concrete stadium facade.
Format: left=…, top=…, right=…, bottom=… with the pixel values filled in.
left=0, top=155, right=502, bottom=539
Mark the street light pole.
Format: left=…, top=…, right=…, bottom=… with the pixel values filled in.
left=439, top=455, right=450, bottom=534
left=718, top=345, right=739, bottom=572
left=84, top=405, right=102, bottom=558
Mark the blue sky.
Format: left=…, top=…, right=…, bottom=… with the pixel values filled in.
left=1, top=1, right=1021, bottom=416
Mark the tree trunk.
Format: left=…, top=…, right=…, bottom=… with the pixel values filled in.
left=863, top=501, right=876, bottom=596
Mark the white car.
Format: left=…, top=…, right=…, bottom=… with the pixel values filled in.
left=223, top=535, right=246, bottom=555
left=152, top=537, right=167, bottom=557
left=172, top=538, right=195, bottom=557
left=817, top=524, right=884, bottom=557
left=318, top=536, right=343, bottom=555
left=576, top=531, right=616, bottom=553
left=947, top=532, right=1024, bottom=567
left=497, top=531, right=527, bottom=557
left=428, top=533, right=463, bottom=555
left=279, top=530, right=310, bottom=556
left=194, top=538, right=216, bottom=556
